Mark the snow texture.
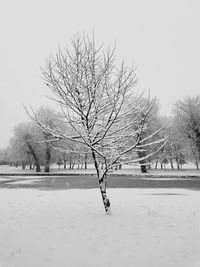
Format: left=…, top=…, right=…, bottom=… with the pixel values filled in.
left=0, top=188, right=200, bottom=267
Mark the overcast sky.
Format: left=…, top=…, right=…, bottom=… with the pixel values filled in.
left=0, top=0, right=200, bottom=149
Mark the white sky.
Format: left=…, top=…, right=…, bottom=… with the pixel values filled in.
left=0, top=0, right=200, bottom=149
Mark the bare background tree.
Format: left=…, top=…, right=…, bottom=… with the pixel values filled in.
left=173, top=96, right=200, bottom=169
left=7, top=122, right=43, bottom=172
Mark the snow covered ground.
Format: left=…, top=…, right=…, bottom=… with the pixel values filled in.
left=1, top=164, right=200, bottom=177
left=1, top=188, right=200, bottom=267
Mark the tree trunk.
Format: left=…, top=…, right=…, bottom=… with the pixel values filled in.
left=29, top=163, right=32, bottom=169
left=72, top=162, right=75, bottom=169
left=169, top=158, right=174, bottom=169
left=63, top=160, right=66, bottom=169
left=195, top=160, right=199, bottom=170
left=36, top=164, right=41, bottom=173
left=140, top=164, right=147, bottom=173
left=189, top=142, right=199, bottom=170
left=84, top=153, right=88, bottom=169
left=137, top=149, right=147, bottom=173
left=63, top=154, right=67, bottom=169
left=91, top=150, right=111, bottom=214
left=69, top=155, right=73, bottom=169
left=77, top=154, right=80, bottom=169
left=98, top=173, right=111, bottom=214
left=44, top=143, right=51, bottom=172
left=196, top=132, right=200, bottom=160
left=175, top=158, right=180, bottom=170
left=26, top=141, right=41, bottom=172
left=22, top=162, right=26, bottom=169
left=155, top=159, right=158, bottom=169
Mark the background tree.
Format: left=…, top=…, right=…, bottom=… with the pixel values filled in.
left=35, top=106, right=59, bottom=172
left=132, top=97, right=160, bottom=173
left=7, top=122, right=44, bottom=172
left=174, top=96, right=200, bottom=168
left=28, top=34, right=166, bottom=214
left=53, top=138, right=90, bottom=169
left=0, top=148, right=9, bottom=165
left=164, top=117, right=187, bottom=169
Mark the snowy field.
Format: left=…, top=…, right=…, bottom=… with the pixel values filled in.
left=1, top=188, right=200, bottom=267
left=1, top=164, right=200, bottom=177
left=0, top=164, right=200, bottom=181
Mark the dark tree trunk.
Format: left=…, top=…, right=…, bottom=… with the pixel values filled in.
left=63, top=160, right=66, bottom=169
left=72, top=162, right=75, bottom=169
left=137, top=145, right=147, bottom=173
left=44, top=143, right=51, bottom=172
left=155, top=159, right=158, bottom=169
left=69, top=155, right=72, bottom=169
left=195, top=160, right=199, bottom=170
left=175, top=158, right=180, bottom=170
left=173, top=144, right=180, bottom=170
left=170, top=158, right=174, bottom=169
left=140, top=164, right=147, bottom=173
left=84, top=153, right=88, bottom=169
left=26, top=141, right=41, bottom=172
left=63, top=154, right=67, bottom=169
left=22, top=162, right=26, bottom=169
left=77, top=154, right=80, bottom=169
left=36, top=164, right=41, bottom=173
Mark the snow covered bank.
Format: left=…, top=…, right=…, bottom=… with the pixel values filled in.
left=0, top=188, right=200, bottom=267
left=1, top=164, right=200, bottom=178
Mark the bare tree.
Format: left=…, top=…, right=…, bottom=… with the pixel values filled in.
left=133, top=97, right=160, bottom=172
left=27, top=34, right=166, bottom=214
left=36, top=106, right=59, bottom=172
left=7, top=122, right=43, bottom=172
left=175, top=96, right=200, bottom=167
